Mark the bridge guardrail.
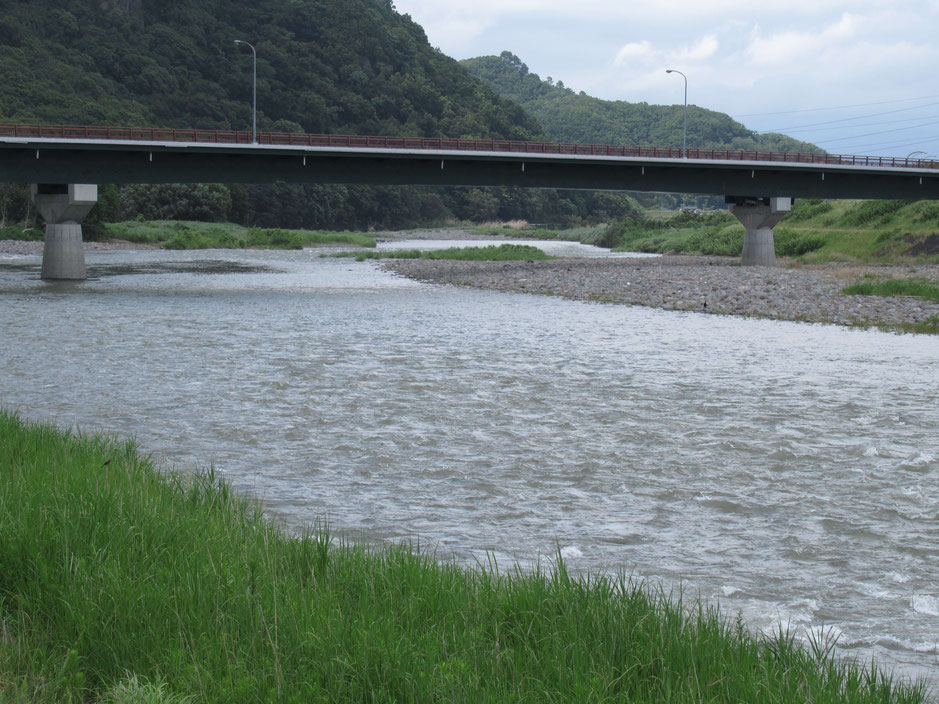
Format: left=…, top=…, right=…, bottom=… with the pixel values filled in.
left=1, top=123, right=936, bottom=171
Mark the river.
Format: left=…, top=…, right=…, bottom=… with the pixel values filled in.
left=1, top=242, right=937, bottom=686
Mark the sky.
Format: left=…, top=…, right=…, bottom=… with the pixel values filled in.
left=392, top=0, right=939, bottom=158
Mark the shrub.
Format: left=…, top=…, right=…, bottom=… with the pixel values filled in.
left=685, top=225, right=744, bottom=256
left=842, top=200, right=911, bottom=227
left=906, top=200, right=939, bottom=226
left=785, top=199, right=833, bottom=223
left=163, top=229, right=211, bottom=249
left=774, top=229, right=826, bottom=256
left=246, top=228, right=304, bottom=250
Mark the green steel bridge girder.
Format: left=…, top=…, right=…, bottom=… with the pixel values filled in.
left=1, top=139, right=938, bottom=200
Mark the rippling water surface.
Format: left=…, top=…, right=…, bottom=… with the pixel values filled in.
left=1, top=245, right=937, bottom=685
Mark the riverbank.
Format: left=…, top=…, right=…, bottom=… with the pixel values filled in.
left=0, top=238, right=159, bottom=255
left=0, top=410, right=928, bottom=703
left=382, top=255, right=939, bottom=333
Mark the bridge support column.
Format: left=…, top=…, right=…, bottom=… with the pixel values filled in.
left=30, top=184, right=98, bottom=280
left=728, top=196, right=791, bottom=267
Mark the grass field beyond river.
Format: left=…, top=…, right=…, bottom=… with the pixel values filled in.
left=0, top=412, right=928, bottom=703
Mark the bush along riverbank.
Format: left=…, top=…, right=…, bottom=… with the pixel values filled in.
left=0, top=221, right=377, bottom=250
left=103, top=221, right=377, bottom=250
left=0, top=411, right=929, bottom=703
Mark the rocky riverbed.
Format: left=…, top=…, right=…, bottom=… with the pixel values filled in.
left=4, top=236, right=936, bottom=331
left=382, top=255, right=939, bottom=331
left=0, top=239, right=157, bottom=255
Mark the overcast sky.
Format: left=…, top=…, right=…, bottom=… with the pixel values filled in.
left=392, top=0, right=939, bottom=158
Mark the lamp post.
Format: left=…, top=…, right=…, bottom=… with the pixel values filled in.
left=665, top=69, right=687, bottom=158
left=234, top=39, right=257, bottom=144
left=907, top=150, right=926, bottom=159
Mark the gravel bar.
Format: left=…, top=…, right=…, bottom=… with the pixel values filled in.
left=0, top=239, right=158, bottom=254
left=381, top=255, right=939, bottom=331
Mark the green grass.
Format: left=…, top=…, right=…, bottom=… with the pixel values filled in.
left=102, top=221, right=377, bottom=250
left=471, top=225, right=561, bottom=239
left=0, top=411, right=929, bottom=703
left=602, top=200, right=939, bottom=263
left=0, top=225, right=43, bottom=241
left=331, top=243, right=554, bottom=262
left=843, top=277, right=939, bottom=303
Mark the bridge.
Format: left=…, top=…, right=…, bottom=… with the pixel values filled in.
left=2, top=124, right=938, bottom=279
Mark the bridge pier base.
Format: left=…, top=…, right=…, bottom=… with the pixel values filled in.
left=728, top=196, right=791, bottom=267
left=30, top=184, right=98, bottom=281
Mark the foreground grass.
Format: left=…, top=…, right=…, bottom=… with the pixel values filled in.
left=103, top=221, right=377, bottom=250
left=331, top=243, right=553, bottom=262
left=0, top=412, right=928, bottom=703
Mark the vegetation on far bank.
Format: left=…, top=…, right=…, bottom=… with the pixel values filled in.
left=596, top=199, right=939, bottom=264
left=0, top=410, right=928, bottom=703
left=330, top=243, right=553, bottom=262
left=104, top=220, right=376, bottom=250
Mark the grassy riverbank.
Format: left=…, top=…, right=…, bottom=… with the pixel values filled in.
left=103, top=221, right=377, bottom=250
left=600, top=200, right=939, bottom=264
left=0, top=411, right=928, bottom=703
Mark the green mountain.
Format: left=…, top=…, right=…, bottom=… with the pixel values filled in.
left=2, top=1, right=649, bottom=231
left=462, top=52, right=820, bottom=154
left=0, top=1, right=541, bottom=140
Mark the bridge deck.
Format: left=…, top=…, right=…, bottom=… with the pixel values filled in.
left=1, top=125, right=937, bottom=200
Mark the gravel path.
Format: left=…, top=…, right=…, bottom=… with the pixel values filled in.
left=381, top=255, right=939, bottom=331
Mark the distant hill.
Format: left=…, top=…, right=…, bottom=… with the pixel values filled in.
left=0, top=1, right=654, bottom=230
left=0, top=1, right=541, bottom=140
left=462, top=52, right=821, bottom=154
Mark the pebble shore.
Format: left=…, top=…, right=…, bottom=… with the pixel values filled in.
left=381, top=255, right=939, bottom=331
left=4, top=236, right=936, bottom=331
left=0, top=239, right=156, bottom=255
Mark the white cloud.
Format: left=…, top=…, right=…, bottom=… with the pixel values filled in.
left=613, top=35, right=718, bottom=70
left=391, top=0, right=939, bottom=155
left=613, top=41, right=654, bottom=68
left=395, top=0, right=873, bottom=23
left=676, top=35, right=720, bottom=63
left=745, top=13, right=859, bottom=66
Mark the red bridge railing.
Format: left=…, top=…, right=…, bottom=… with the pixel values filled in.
left=1, top=123, right=936, bottom=171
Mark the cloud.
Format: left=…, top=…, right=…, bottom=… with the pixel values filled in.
left=676, top=35, right=720, bottom=63
left=613, top=41, right=654, bottom=68
left=614, top=35, right=718, bottom=70
left=395, top=0, right=860, bottom=22
left=745, top=12, right=859, bottom=66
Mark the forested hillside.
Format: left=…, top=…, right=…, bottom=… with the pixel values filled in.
left=0, top=0, right=644, bottom=231
left=462, top=52, right=821, bottom=154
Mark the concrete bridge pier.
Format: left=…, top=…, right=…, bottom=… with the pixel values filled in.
left=30, top=184, right=98, bottom=280
left=728, top=196, right=791, bottom=267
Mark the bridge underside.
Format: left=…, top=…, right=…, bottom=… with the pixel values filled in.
left=2, top=139, right=937, bottom=200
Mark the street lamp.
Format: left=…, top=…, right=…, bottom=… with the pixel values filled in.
left=665, top=69, right=687, bottom=158
left=234, top=39, right=257, bottom=144
left=907, top=150, right=926, bottom=159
